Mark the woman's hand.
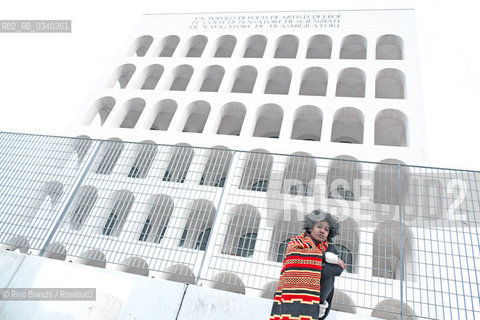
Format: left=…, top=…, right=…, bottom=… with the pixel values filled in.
left=338, top=258, right=346, bottom=270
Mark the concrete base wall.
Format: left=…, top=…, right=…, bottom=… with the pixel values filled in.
left=0, top=251, right=376, bottom=320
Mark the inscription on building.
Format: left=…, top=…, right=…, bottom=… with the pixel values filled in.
left=189, top=13, right=341, bottom=30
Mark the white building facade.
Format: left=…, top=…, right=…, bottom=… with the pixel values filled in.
left=70, top=9, right=426, bottom=164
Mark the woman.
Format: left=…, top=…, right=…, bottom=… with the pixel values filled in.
left=270, top=209, right=346, bottom=320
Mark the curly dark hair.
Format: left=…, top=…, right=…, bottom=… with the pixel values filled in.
left=303, top=209, right=340, bottom=242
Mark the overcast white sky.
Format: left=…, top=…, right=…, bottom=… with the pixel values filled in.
left=0, top=0, right=479, bottom=170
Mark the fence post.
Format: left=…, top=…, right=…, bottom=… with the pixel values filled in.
left=39, top=139, right=104, bottom=256
left=398, top=163, right=405, bottom=319
left=194, top=149, right=237, bottom=285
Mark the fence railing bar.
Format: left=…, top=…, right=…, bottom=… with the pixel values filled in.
left=195, top=149, right=237, bottom=285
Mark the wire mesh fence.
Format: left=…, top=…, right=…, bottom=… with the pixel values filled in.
left=0, top=131, right=479, bottom=319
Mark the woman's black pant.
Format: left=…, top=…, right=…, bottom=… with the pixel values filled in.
left=320, top=274, right=335, bottom=303
left=319, top=261, right=342, bottom=319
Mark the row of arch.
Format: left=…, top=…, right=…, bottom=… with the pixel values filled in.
left=89, top=97, right=408, bottom=146
left=2, top=238, right=193, bottom=279
left=4, top=199, right=414, bottom=281
left=91, top=140, right=410, bottom=204
left=129, top=33, right=404, bottom=60
left=1, top=238, right=416, bottom=318
left=59, top=134, right=411, bottom=206
left=89, top=140, right=410, bottom=205
left=109, top=64, right=406, bottom=99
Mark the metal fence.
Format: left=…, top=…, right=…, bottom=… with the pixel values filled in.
left=0, top=131, right=479, bottom=319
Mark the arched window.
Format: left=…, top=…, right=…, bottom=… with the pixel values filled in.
left=157, top=35, right=180, bottom=57
left=163, top=144, right=194, bottom=183
left=216, top=102, right=246, bottom=136
left=282, top=152, right=316, bottom=196
left=88, top=97, right=115, bottom=126
left=269, top=211, right=303, bottom=262
left=139, top=64, right=164, bottom=90
left=236, top=232, right=257, bottom=257
left=274, top=35, right=299, bottom=58
left=200, top=147, right=232, bottom=187
left=375, top=68, right=406, bottom=99
left=299, top=67, right=328, bottom=96
left=375, top=109, right=408, bottom=146
left=24, top=181, right=63, bottom=224
left=199, top=65, right=225, bottom=92
left=372, top=221, right=414, bottom=281
left=128, top=141, right=157, bottom=178
left=179, top=200, right=216, bottom=250
left=169, top=65, right=194, bottom=91
left=336, top=68, right=366, bottom=98
left=69, top=185, right=97, bottom=231
left=374, top=159, right=409, bottom=205
left=182, top=101, right=211, bottom=133
left=331, top=107, right=364, bottom=144
left=376, top=34, right=404, bottom=60
left=326, top=155, right=362, bottom=202
left=95, top=138, right=124, bottom=175
left=253, top=104, right=283, bottom=138
left=214, top=35, right=237, bottom=57
left=138, top=194, right=174, bottom=243
left=71, top=136, right=92, bottom=163
left=306, top=34, right=332, bottom=59
left=108, top=64, right=136, bottom=89
left=150, top=99, right=177, bottom=131
left=185, top=35, right=208, bottom=57
left=340, top=34, right=367, bottom=59
left=120, top=98, right=146, bottom=129
left=222, top=204, right=261, bottom=257
left=264, top=66, right=292, bottom=95
left=239, top=149, right=273, bottom=191
left=102, top=190, right=134, bottom=237
left=243, top=35, right=267, bottom=58
left=332, top=217, right=360, bottom=274
left=326, top=155, right=362, bottom=201
left=291, top=105, right=323, bottom=141
left=231, top=66, right=257, bottom=93
left=128, top=35, right=153, bottom=57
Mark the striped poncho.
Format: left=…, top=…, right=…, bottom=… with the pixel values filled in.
left=270, top=233, right=328, bottom=320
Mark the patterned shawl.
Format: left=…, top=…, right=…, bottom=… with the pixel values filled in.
left=269, top=233, right=328, bottom=320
